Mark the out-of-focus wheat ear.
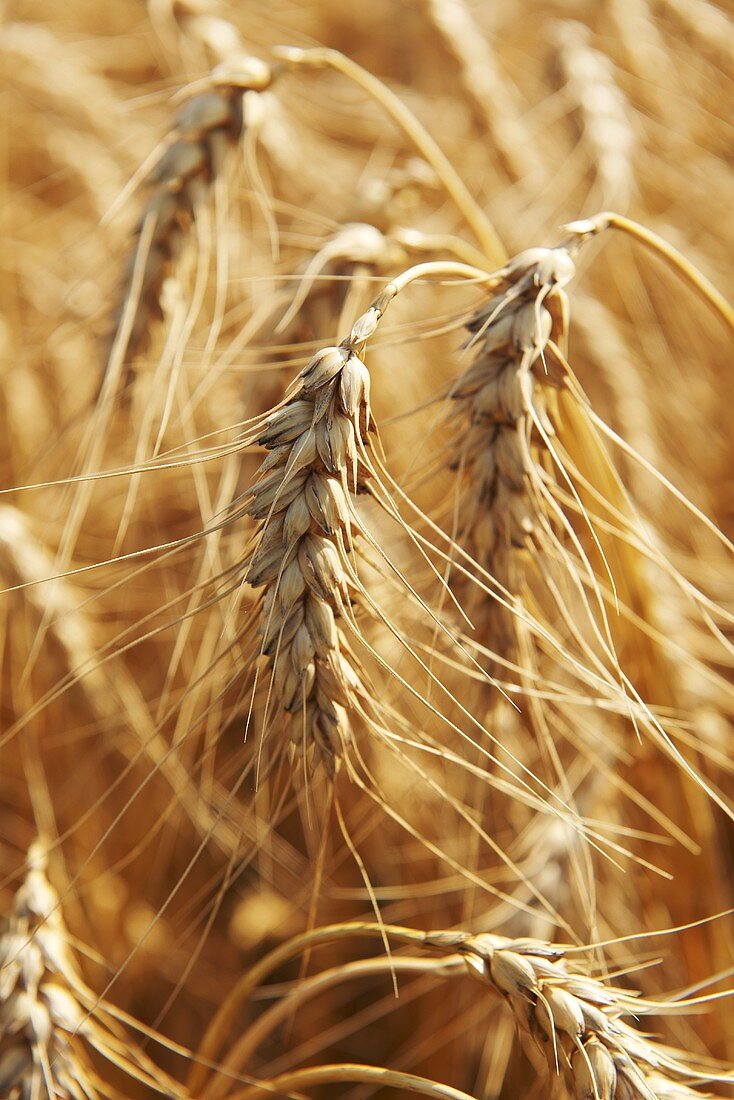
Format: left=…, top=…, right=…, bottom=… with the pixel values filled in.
left=420, top=0, right=543, bottom=183
left=550, top=21, right=637, bottom=209
left=149, top=0, right=248, bottom=68
left=658, top=0, right=734, bottom=70
left=350, top=158, right=442, bottom=230
left=0, top=841, right=181, bottom=1099
left=105, top=53, right=273, bottom=391
left=573, top=296, right=664, bottom=507
left=1, top=22, right=146, bottom=169
left=275, top=221, right=409, bottom=334
left=605, top=0, right=678, bottom=118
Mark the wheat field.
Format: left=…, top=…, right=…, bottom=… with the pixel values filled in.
left=2, top=0, right=734, bottom=1097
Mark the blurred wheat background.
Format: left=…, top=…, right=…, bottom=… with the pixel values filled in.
left=1, top=0, right=734, bottom=1097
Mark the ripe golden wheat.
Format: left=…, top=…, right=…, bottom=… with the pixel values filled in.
left=1, top=2, right=733, bottom=1099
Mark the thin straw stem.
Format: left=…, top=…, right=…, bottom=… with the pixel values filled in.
left=273, top=46, right=506, bottom=265
left=225, top=1062, right=478, bottom=1100
left=567, top=211, right=734, bottom=336
left=190, top=923, right=438, bottom=1095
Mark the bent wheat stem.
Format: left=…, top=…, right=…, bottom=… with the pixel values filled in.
left=206, top=957, right=462, bottom=1097
left=565, top=211, right=734, bottom=335
left=225, top=1063, right=479, bottom=1100
left=273, top=46, right=506, bottom=265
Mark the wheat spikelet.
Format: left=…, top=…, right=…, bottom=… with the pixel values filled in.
left=551, top=21, right=637, bottom=208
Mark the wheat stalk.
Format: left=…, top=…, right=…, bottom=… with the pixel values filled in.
left=224, top=1062, right=478, bottom=1099
left=273, top=46, right=506, bottom=265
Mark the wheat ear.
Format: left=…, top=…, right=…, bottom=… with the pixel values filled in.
left=109, top=54, right=272, bottom=375
left=236, top=261, right=493, bottom=774
left=429, top=928, right=731, bottom=1100
left=241, top=335, right=374, bottom=773
left=551, top=21, right=637, bottom=208
left=0, top=842, right=179, bottom=1099
left=211, top=921, right=732, bottom=1100
left=420, top=0, right=542, bottom=182
left=445, top=243, right=575, bottom=650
